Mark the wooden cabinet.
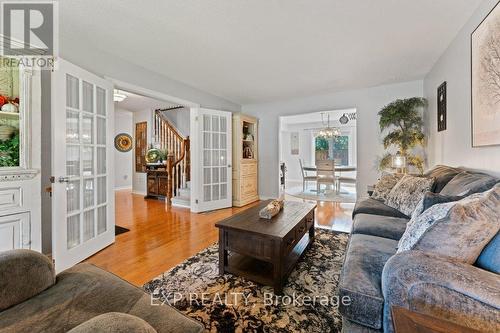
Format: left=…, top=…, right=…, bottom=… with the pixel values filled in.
left=145, top=169, right=169, bottom=199
left=232, top=113, right=259, bottom=207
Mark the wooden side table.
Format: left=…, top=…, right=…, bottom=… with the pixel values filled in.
left=392, top=306, right=482, bottom=333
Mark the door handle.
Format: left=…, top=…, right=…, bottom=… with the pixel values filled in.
left=58, top=176, right=70, bottom=183
left=227, top=164, right=232, bottom=168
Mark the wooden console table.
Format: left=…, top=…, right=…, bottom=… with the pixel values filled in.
left=216, top=200, right=316, bottom=294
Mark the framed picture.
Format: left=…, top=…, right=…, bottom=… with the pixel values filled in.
left=437, top=82, right=447, bottom=132
left=290, top=132, right=299, bottom=155
left=471, top=2, right=500, bottom=147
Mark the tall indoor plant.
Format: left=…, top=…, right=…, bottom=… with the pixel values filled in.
left=378, top=97, right=426, bottom=174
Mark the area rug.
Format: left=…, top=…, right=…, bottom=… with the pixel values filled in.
left=143, top=229, right=349, bottom=333
left=286, top=185, right=357, bottom=203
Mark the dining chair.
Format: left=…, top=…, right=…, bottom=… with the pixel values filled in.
left=299, top=159, right=316, bottom=192
left=316, top=160, right=336, bottom=194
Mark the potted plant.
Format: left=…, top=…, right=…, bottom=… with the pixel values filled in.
left=378, top=97, right=426, bottom=174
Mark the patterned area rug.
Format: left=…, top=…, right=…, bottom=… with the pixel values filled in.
left=143, top=229, right=349, bottom=333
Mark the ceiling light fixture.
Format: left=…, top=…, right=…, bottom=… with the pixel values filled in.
left=318, top=113, right=340, bottom=138
left=113, top=89, right=127, bottom=102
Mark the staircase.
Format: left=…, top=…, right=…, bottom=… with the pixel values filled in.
left=171, top=181, right=191, bottom=208
left=153, top=109, right=190, bottom=206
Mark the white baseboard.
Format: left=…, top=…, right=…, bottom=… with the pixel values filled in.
left=132, top=190, right=147, bottom=196
left=114, top=186, right=132, bottom=191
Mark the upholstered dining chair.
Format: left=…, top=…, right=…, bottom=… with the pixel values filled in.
left=299, top=159, right=316, bottom=192
left=316, top=160, right=336, bottom=194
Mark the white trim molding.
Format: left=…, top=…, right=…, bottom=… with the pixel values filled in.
left=0, top=169, right=39, bottom=181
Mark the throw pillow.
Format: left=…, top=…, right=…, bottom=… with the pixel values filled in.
left=371, top=172, right=403, bottom=203
left=440, top=171, right=498, bottom=196
left=398, top=184, right=500, bottom=264
left=411, top=191, right=465, bottom=220
left=385, top=175, right=435, bottom=217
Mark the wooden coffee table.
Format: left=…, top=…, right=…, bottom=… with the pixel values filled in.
left=215, top=200, right=316, bottom=294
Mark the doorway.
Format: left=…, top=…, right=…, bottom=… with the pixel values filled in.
left=279, top=109, right=358, bottom=232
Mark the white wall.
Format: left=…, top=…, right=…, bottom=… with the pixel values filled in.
left=424, top=0, right=500, bottom=177
left=161, top=108, right=190, bottom=137
left=114, top=108, right=134, bottom=190
left=242, top=80, right=424, bottom=199
left=132, top=109, right=153, bottom=195
left=280, top=120, right=357, bottom=183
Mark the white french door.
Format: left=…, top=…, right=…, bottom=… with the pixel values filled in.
left=191, top=108, right=232, bottom=213
left=51, top=59, right=114, bottom=272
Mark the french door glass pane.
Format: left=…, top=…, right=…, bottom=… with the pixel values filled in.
left=96, top=87, right=106, bottom=115
left=212, top=184, right=220, bottom=200
left=66, top=74, right=79, bottom=109
left=220, top=184, right=227, bottom=199
left=212, top=167, right=219, bottom=183
left=97, top=176, right=106, bottom=205
left=84, top=179, right=94, bottom=208
left=203, top=150, right=210, bottom=166
left=203, top=115, right=210, bottom=131
left=97, top=206, right=106, bottom=235
left=66, top=181, right=80, bottom=213
left=203, top=168, right=211, bottom=184
left=67, top=215, right=80, bottom=249
left=212, top=116, right=220, bottom=132
left=82, top=81, right=94, bottom=113
left=82, top=146, right=94, bottom=176
left=220, top=167, right=227, bottom=183
left=204, top=185, right=211, bottom=201
left=66, top=110, right=79, bottom=143
left=66, top=145, right=80, bottom=178
left=220, top=150, right=227, bottom=166
left=96, top=117, right=106, bottom=145
left=97, top=147, right=106, bottom=174
left=220, top=117, right=227, bottom=132
left=83, top=210, right=95, bottom=242
left=82, top=115, right=94, bottom=144
left=212, top=133, right=219, bottom=149
left=203, top=132, right=210, bottom=149
left=220, top=134, right=227, bottom=149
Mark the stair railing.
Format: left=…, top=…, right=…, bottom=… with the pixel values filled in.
left=154, top=109, right=190, bottom=203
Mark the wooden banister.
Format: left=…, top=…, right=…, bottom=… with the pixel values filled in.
left=154, top=110, right=190, bottom=204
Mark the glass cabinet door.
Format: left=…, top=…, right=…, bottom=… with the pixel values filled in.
left=0, top=57, right=21, bottom=168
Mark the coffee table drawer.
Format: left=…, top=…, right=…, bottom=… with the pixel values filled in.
left=226, top=230, right=273, bottom=261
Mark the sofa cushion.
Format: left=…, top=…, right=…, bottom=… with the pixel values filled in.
left=476, top=232, right=500, bottom=274
left=352, top=214, right=409, bottom=241
left=424, top=165, right=462, bottom=193
left=440, top=171, right=498, bottom=196
left=385, top=175, right=435, bottom=217
left=68, top=313, right=157, bottom=333
left=353, top=198, right=409, bottom=219
left=371, top=173, right=403, bottom=203
left=0, top=250, right=55, bottom=311
left=398, top=184, right=500, bottom=264
left=0, top=263, right=204, bottom=333
left=339, top=234, right=398, bottom=330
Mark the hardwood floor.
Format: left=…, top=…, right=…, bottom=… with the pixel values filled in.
left=85, top=190, right=353, bottom=286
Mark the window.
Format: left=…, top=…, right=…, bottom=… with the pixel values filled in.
left=315, top=135, right=349, bottom=166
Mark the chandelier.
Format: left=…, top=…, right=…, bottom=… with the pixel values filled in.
left=318, top=113, right=340, bottom=138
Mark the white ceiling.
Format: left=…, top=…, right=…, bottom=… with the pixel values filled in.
left=115, top=90, right=177, bottom=112
left=60, top=0, right=482, bottom=105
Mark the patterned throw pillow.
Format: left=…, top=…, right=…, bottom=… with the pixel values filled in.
left=411, top=191, right=465, bottom=220
left=385, top=175, right=435, bottom=217
left=398, top=184, right=500, bottom=264
left=371, top=173, right=404, bottom=202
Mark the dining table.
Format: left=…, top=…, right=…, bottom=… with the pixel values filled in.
left=303, top=165, right=357, bottom=172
